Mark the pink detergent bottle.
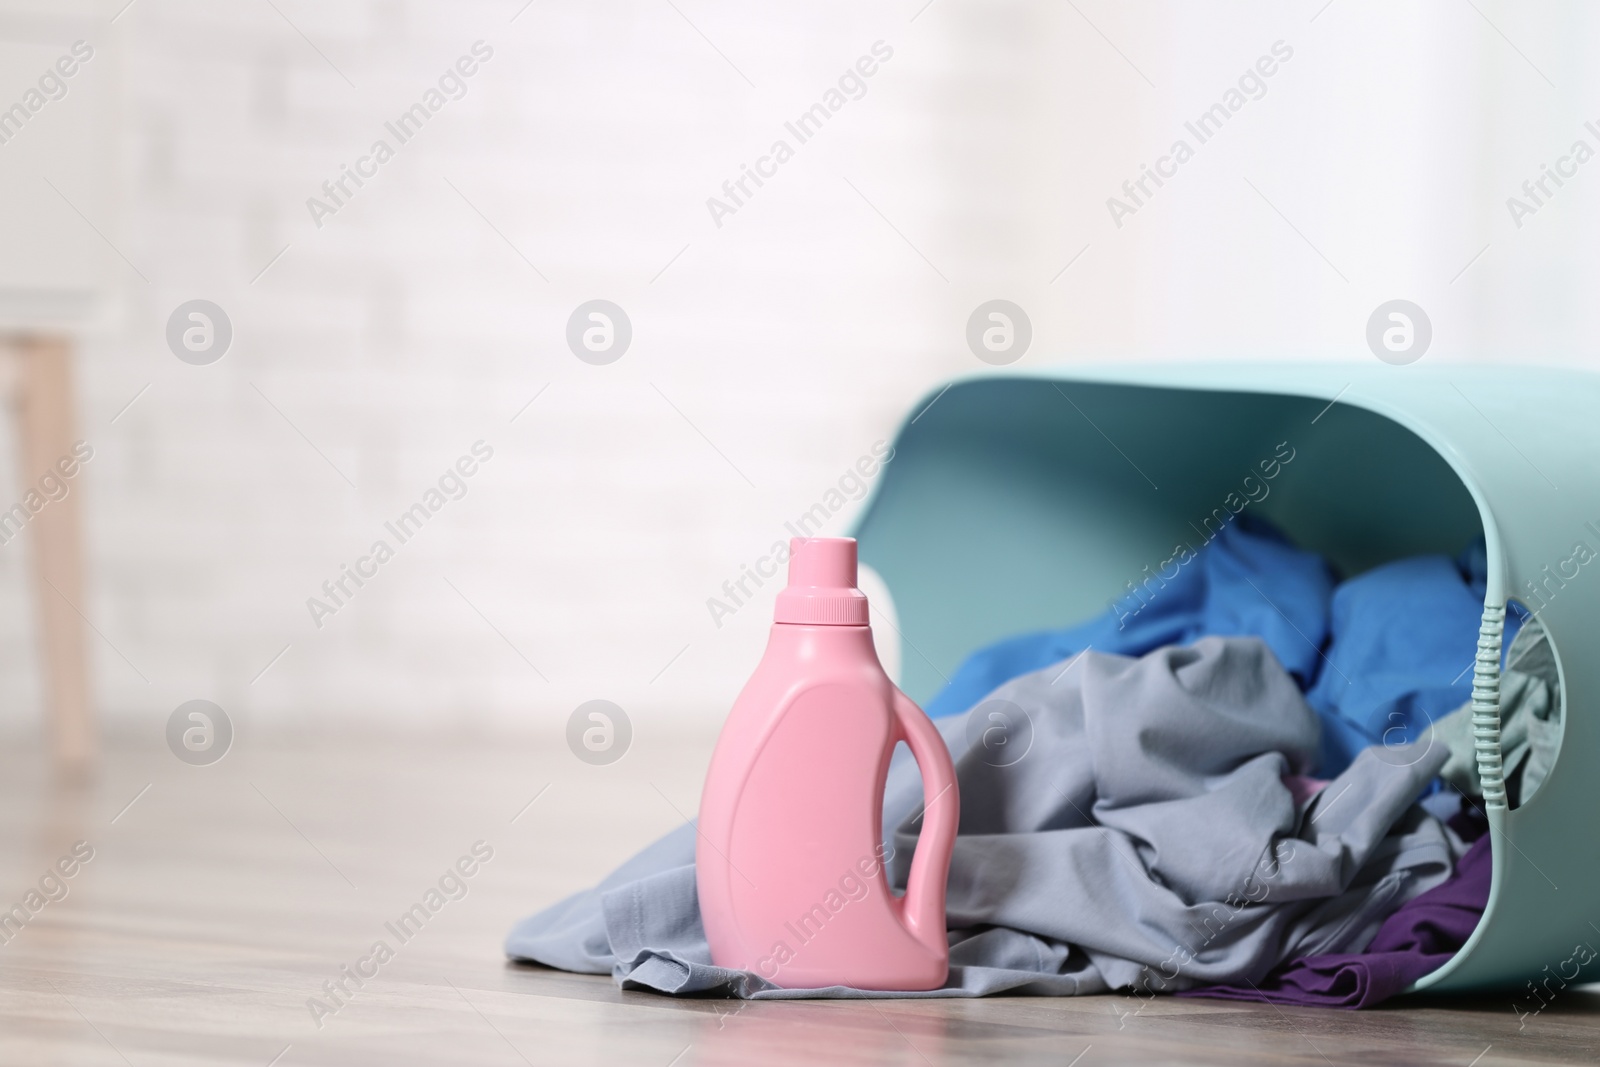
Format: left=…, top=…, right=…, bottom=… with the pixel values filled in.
left=696, top=537, right=959, bottom=990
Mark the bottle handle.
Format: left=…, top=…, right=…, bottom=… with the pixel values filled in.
left=890, top=687, right=959, bottom=954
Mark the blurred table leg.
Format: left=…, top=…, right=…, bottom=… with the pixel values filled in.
left=14, top=334, right=94, bottom=779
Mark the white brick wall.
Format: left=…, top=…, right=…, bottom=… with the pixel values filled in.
left=0, top=0, right=1596, bottom=739
left=25, top=0, right=1022, bottom=738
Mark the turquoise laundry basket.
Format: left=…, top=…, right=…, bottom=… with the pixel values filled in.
left=852, top=362, right=1598, bottom=994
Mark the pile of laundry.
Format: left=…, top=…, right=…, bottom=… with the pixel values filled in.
left=506, top=518, right=1560, bottom=1008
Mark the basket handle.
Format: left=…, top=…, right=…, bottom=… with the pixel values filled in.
left=1472, top=602, right=1508, bottom=810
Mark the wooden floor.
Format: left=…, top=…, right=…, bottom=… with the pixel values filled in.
left=0, top=730, right=1596, bottom=1066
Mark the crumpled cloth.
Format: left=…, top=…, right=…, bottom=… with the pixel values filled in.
left=507, top=637, right=1462, bottom=998
left=923, top=517, right=1522, bottom=778
left=1183, top=830, right=1492, bottom=1008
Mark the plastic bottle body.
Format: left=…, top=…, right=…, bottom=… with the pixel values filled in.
left=697, top=620, right=956, bottom=990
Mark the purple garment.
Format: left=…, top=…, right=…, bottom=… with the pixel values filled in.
left=1182, top=833, right=1492, bottom=1008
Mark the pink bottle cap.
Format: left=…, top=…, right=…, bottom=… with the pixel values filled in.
left=774, top=537, right=870, bottom=625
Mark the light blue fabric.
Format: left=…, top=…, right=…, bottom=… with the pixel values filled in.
left=924, top=519, right=1522, bottom=777
left=1303, top=546, right=1515, bottom=774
